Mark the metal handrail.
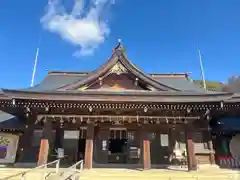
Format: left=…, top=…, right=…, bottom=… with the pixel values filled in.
left=59, top=160, right=84, bottom=180
left=1, top=159, right=60, bottom=180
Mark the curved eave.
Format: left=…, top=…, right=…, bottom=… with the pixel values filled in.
left=0, top=92, right=11, bottom=100
left=119, top=54, right=180, bottom=91
left=224, top=93, right=240, bottom=102
left=0, top=89, right=233, bottom=103
left=58, top=51, right=179, bottom=91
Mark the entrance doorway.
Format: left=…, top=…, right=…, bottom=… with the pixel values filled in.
left=61, top=129, right=86, bottom=166
left=150, top=132, right=170, bottom=165
left=108, top=128, right=127, bottom=163
left=77, top=128, right=86, bottom=161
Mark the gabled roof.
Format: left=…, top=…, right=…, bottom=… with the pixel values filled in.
left=23, top=71, right=204, bottom=93
left=23, top=72, right=89, bottom=92
left=57, top=43, right=180, bottom=91
left=151, top=75, right=205, bottom=92
left=1, top=41, right=235, bottom=103
left=22, top=41, right=205, bottom=92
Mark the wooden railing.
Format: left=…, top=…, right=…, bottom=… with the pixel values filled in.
left=218, top=156, right=240, bottom=169
left=58, top=160, right=84, bottom=180
left=1, top=159, right=60, bottom=180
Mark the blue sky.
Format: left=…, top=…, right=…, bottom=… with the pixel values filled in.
left=0, top=0, right=240, bottom=89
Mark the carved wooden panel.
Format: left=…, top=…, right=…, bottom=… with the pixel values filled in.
left=88, top=73, right=148, bottom=90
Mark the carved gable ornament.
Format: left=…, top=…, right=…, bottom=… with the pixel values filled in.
left=109, top=62, right=127, bottom=75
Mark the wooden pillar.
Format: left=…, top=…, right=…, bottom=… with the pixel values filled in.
left=142, top=130, right=151, bottom=170
left=84, top=124, right=94, bottom=169
left=208, top=131, right=215, bottom=164
left=16, top=118, right=35, bottom=163
left=38, top=120, right=52, bottom=165
left=168, top=127, right=176, bottom=153
left=186, top=129, right=197, bottom=171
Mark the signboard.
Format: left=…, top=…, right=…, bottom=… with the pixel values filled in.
left=160, top=134, right=169, bottom=147
left=0, top=133, right=19, bottom=164
left=102, top=140, right=107, bottom=151
left=57, top=148, right=64, bottom=158
left=64, top=131, right=79, bottom=139
left=129, top=146, right=140, bottom=159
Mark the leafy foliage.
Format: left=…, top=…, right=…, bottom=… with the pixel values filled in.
left=226, top=76, right=240, bottom=92
left=193, top=76, right=240, bottom=92
left=193, top=80, right=223, bottom=91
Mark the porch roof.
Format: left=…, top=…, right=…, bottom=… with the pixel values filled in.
left=0, top=88, right=233, bottom=103
left=0, top=111, right=24, bottom=129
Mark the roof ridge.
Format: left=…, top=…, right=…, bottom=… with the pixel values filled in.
left=48, top=71, right=89, bottom=75
left=150, top=72, right=192, bottom=75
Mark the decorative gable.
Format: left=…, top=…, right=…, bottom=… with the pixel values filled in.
left=86, top=73, right=149, bottom=91
left=58, top=40, right=179, bottom=92
left=108, top=62, right=127, bottom=75
left=76, top=61, right=153, bottom=91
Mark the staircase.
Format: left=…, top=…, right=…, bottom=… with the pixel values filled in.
left=0, top=159, right=60, bottom=180
left=0, top=168, right=58, bottom=180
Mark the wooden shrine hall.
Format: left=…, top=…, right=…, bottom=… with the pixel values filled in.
left=0, top=41, right=239, bottom=171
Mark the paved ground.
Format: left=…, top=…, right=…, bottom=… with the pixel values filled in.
left=0, top=166, right=240, bottom=180
left=80, top=166, right=240, bottom=180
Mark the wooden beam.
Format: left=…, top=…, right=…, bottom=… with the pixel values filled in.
left=142, top=130, right=151, bottom=170
left=84, top=124, right=94, bottom=169
left=38, top=114, right=200, bottom=120
left=38, top=120, right=52, bottom=165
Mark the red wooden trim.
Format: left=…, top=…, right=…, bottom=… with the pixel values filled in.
left=143, top=139, right=151, bottom=170
left=218, top=156, right=240, bottom=168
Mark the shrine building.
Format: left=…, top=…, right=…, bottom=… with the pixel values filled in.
left=0, top=41, right=239, bottom=171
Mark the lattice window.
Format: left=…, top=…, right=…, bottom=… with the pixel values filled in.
left=127, top=131, right=135, bottom=141
left=110, top=130, right=127, bottom=139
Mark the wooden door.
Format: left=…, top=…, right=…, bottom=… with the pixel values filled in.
left=127, top=130, right=141, bottom=164
left=94, top=129, right=109, bottom=164
left=150, top=132, right=170, bottom=164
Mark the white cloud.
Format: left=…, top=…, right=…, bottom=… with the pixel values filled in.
left=41, top=0, right=116, bottom=56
